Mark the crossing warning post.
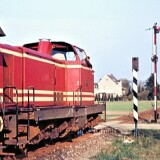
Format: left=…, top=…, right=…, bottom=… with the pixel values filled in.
left=132, top=57, right=139, bottom=137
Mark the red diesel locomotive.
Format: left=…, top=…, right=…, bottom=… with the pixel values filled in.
left=0, top=29, right=105, bottom=156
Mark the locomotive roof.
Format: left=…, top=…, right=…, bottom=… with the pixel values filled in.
left=23, top=41, right=81, bottom=52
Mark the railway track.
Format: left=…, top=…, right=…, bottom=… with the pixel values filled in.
left=22, top=125, right=125, bottom=160
left=0, top=124, right=122, bottom=159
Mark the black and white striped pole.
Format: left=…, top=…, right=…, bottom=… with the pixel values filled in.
left=132, top=57, right=139, bottom=137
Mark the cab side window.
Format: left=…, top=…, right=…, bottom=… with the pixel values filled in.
left=52, top=50, right=66, bottom=60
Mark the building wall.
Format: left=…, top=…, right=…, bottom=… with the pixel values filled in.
left=94, top=75, right=123, bottom=97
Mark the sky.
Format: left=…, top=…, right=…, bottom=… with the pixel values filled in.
left=0, top=0, right=160, bottom=82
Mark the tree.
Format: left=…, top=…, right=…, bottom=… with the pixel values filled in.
left=121, top=79, right=131, bottom=96
left=145, top=73, right=160, bottom=100
left=138, top=81, right=145, bottom=92
left=145, top=73, right=154, bottom=92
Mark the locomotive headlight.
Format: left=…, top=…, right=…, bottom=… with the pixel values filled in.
left=0, top=117, right=3, bottom=132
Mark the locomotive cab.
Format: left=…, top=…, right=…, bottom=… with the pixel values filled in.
left=50, top=41, right=94, bottom=106
left=52, top=43, right=92, bottom=68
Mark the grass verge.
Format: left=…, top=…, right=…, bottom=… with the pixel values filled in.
left=94, top=129, right=160, bottom=160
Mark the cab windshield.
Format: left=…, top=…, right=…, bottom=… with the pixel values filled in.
left=74, top=47, right=86, bottom=61
left=51, top=42, right=76, bottom=61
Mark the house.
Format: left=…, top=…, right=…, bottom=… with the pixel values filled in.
left=94, top=74, right=123, bottom=99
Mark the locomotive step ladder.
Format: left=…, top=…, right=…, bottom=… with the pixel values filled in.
left=0, top=86, right=35, bottom=156
left=17, top=86, right=35, bottom=143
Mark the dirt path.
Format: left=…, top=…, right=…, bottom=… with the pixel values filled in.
left=107, top=111, right=131, bottom=115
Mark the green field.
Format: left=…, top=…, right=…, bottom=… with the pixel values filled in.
left=106, top=101, right=160, bottom=112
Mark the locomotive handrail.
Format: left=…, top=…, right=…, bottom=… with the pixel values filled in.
left=3, top=86, right=18, bottom=143
left=96, top=92, right=107, bottom=121
left=3, top=86, right=18, bottom=115
left=27, top=86, right=35, bottom=141
left=97, top=92, right=107, bottom=105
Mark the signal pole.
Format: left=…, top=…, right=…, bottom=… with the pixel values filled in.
left=151, top=23, right=159, bottom=122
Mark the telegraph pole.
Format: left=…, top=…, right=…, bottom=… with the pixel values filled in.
left=151, top=23, right=159, bottom=122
